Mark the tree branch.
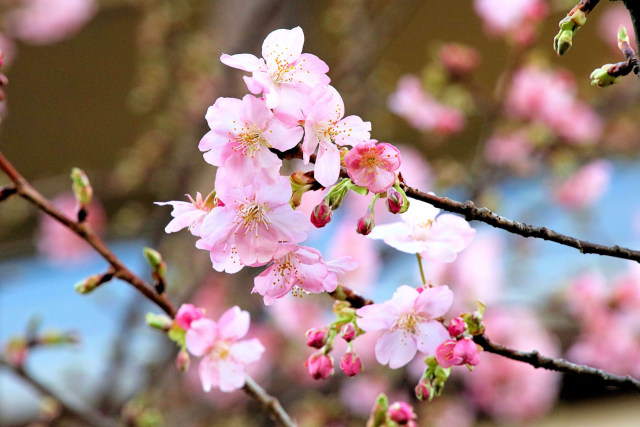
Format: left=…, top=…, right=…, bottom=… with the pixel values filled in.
left=0, top=151, right=176, bottom=317
left=0, top=358, right=121, bottom=427
left=473, top=334, right=640, bottom=392
left=242, top=375, right=297, bottom=427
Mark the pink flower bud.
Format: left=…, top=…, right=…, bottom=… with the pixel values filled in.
left=340, top=352, right=362, bottom=377
left=340, top=323, right=356, bottom=342
left=311, top=200, right=332, bottom=228
left=435, top=339, right=458, bottom=368
left=386, top=187, right=405, bottom=214
left=387, top=401, right=416, bottom=425
left=356, top=209, right=375, bottom=236
left=306, top=327, right=328, bottom=349
left=175, top=348, right=190, bottom=372
left=175, top=304, right=205, bottom=330
left=448, top=317, right=466, bottom=338
left=305, top=352, right=334, bottom=380
left=414, top=378, right=431, bottom=401
left=435, top=338, right=480, bottom=368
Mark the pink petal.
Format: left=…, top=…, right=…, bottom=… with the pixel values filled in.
left=186, top=318, right=217, bottom=357
left=217, top=359, right=246, bottom=392
left=220, top=53, right=261, bottom=72
left=218, top=306, right=250, bottom=340
left=262, top=27, right=304, bottom=70
left=314, top=145, right=340, bottom=187
left=415, top=321, right=450, bottom=355
left=230, top=338, right=265, bottom=364
left=375, top=330, right=417, bottom=368
left=356, top=303, right=396, bottom=331
left=414, top=285, right=454, bottom=318
left=198, top=356, right=220, bottom=392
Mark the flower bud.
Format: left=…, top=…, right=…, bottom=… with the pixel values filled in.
left=340, top=323, right=356, bottom=342
left=448, top=317, right=466, bottom=338
left=340, top=352, right=362, bottom=377
left=175, top=304, right=205, bottom=330
left=145, top=313, right=173, bottom=331
left=387, top=401, right=416, bottom=425
left=310, top=201, right=332, bottom=228
left=74, top=274, right=101, bottom=294
left=306, top=327, right=328, bottom=349
left=386, top=187, right=406, bottom=214
left=618, top=25, right=630, bottom=51
left=356, top=209, right=375, bottom=236
left=414, top=378, right=431, bottom=401
left=305, top=352, right=334, bottom=380
left=70, top=167, right=93, bottom=206
left=176, top=348, right=190, bottom=372
left=553, top=9, right=587, bottom=56
left=590, top=64, right=621, bottom=87
left=143, top=247, right=167, bottom=293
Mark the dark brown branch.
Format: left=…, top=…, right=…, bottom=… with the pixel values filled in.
left=242, top=375, right=297, bottom=427
left=0, top=359, right=122, bottom=427
left=0, top=151, right=176, bottom=317
left=401, top=184, right=640, bottom=263
left=474, top=334, right=640, bottom=392
left=0, top=185, right=17, bottom=201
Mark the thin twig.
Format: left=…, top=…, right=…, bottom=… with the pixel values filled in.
left=243, top=375, right=297, bottom=427
left=0, top=359, right=122, bottom=427
left=0, top=151, right=176, bottom=317
left=473, top=334, right=640, bottom=392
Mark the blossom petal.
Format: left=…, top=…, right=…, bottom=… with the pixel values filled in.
left=314, top=145, right=340, bottom=187
left=220, top=53, right=261, bottom=72
left=198, top=356, right=220, bottom=392
left=356, top=303, right=396, bottom=331
left=186, top=318, right=217, bottom=357
left=262, top=27, right=304, bottom=72
left=230, top=338, right=265, bottom=364
left=415, top=321, right=450, bottom=355
left=375, top=330, right=417, bottom=368
left=414, top=285, right=454, bottom=318
left=217, top=359, right=246, bottom=392
left=218, top=306, right=250, bottom=341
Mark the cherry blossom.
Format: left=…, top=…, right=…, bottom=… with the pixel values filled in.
left=199, top=95, right=303, bottom=186
left=155, top=192, right=213, bottom=236
left=198, top=176, right=309, bottom=266
left=175, top=304, right=206, bottom=330
left=435, top=338, right=480, bottom=368
left=252, top=243, right=338, bottom=305
left=185, top=306, right=264, bottom=392
left=344, top=140, right=401, bottom=194
left=473, top=0, right=546, bottom=38
left=388, top=76, right=465, bottom=135
left=554, top=160, right=612, bottom=209
left=368, top=199, right=475, bottom=263
left=302, top=85, right=372, bottom=187
left=356, top=285, right=453, bottom=368
left=7, top=0, right=97, bottom=45
left=220, top=27, right=330, bottom=122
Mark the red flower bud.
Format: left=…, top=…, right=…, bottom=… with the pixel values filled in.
left=305, top=352, right=334, bottom=380
left=340, top=352, right=362, bottom=377
left=386, top=187, right=405, bottom=214
left=356, top=209, right=375, bottom=235
left=340, top=323, right=356, bottom=342
left=311, top=201, right=332, bottom=228
left=306, top=327, right=328, bottom=349
left=387, top=401, right=416, bottom=425
left=448, top=316, right=466, bottom=338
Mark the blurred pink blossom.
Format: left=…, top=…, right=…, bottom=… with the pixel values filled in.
left=388, top=76, right=465, bottom=135
left=7, top=0, right=98, bottom=45
left=37, top=192, right=105, bottom=264
left=484, top=130, right=534, bottom=171
left=507, top=66, right=602, bottom=145
left=554, top=160, right=612, bottom=209
left=462, top=307, right=560, bottom=423
left=598, top=4, right=636, bottom=51
left=473, top=0, right=547, bottom=38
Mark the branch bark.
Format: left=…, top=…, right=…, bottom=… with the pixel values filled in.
left=243, top=375, right=297, bottom=427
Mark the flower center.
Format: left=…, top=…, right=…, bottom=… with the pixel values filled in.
left=271, top=58, right=296, bottom=84
left=209, top=340, right=231, bottom=360
left=233, top=126, right=269, bottom=157
left=410, top=219, right=433, bottom=241
left=315, top=122, right=338, bottom=145
left=234, top=202, right=272, bottom=237
left=359, top=149, right=384, bottom=172
left=393, top=311, right=424, bottom=334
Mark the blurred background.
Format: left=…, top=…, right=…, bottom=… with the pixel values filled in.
left=1, top=0, right=640, bottom=425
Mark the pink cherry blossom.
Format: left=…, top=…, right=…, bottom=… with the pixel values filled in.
left=185, top=306, right=264, bottom=392
left=7, top=0, right=97, bottom=45
left=155, top=192, right=212, bottom=236
left=252, top=243, right=338, bottom=305
left=506, top=66, right=602, bottom=145
left=199, top=95, right=303, bottom=186
left=175, top=304, right=206, bottom=330
left=435, top=338, right=480, bottom=368
left=198, top=176, right=309, bottom=266
left=220, top=27, right=330, bottom=122
left=302, top=85, right=371, bottom=187
left=473, top=0, right=546, bottom=37
left=554, top=160, right=612, bottom=209
left=356, top=285, right=453, bottom=368
left=388, top=75, right=465, bottom=136
left=368, top=199, right=475, bottom=263
left=484, top=131, right=534, bottom=171
left=344, top=140, right=401, bottom=194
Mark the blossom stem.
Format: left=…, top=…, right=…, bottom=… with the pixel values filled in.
left=416, top=253, right=426, bottom=285
left=0, top=358, right=120, bottom=427
left=0, top=150, right=176, bottom=317
left=242, top=374, right=297, bottom=427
